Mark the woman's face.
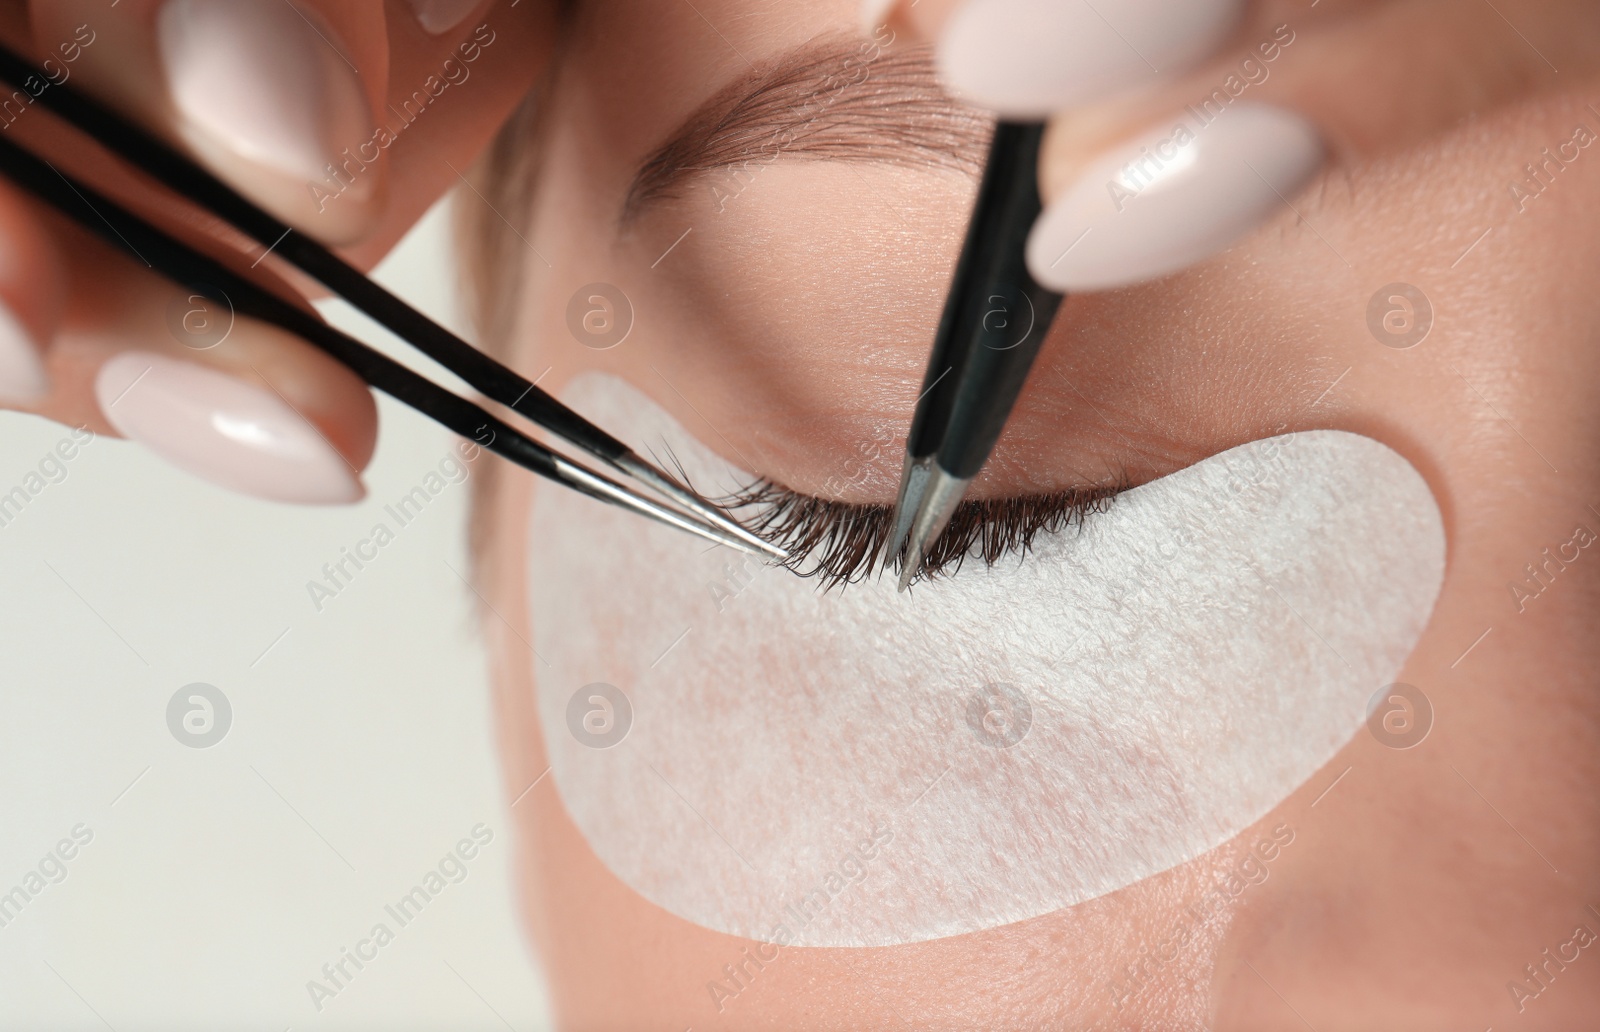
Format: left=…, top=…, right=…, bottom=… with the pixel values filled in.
left=477, top=1, right=1600, bottom=1026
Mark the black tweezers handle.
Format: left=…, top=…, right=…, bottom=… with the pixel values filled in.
left=911, top=121, right=1064, bottom=481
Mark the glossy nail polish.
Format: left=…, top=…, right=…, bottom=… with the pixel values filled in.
left=407, top=0, right=483, bottom=35
left=1026, top=103, right=1324, bottom=292
left=95, top=351, right=363, bottom=504
left=157, top=0, right=375, bottom=218
left=0, top=304, right=48, bottom=402
left=939, top=0, right=1245, bottom=116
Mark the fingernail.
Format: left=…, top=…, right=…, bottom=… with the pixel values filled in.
left=95, top=351, right=363, bottom=504
left=939, top=0, right=1245, bottom=116
left=407, top=0, right=484, bottom=35
left=860, top=0, right=897, bottom=34
left=1027, top=103, right=1324, bottom=292
left=157, top=0, right=372, bottom=190
left=0, top=304, right=48, bottom=402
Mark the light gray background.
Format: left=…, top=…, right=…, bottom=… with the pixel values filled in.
left=0, top=197, right=554, bottom=1031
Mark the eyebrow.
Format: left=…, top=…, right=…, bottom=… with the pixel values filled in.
left=622, top=35, right=992, bottom=223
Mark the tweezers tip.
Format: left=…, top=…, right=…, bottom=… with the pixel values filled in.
left=883, top=453, right=932, bottom=573
left=613, top=450, right=786, bottom=559
left=892, top=466, right=971, bottom=594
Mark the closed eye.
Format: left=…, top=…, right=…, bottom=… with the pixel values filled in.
left=720, top=477, right=1128, bottom=589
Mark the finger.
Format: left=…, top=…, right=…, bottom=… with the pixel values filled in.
left=30, top=0, right=551, bottom=260
left=0, top=70, right=384, bottom=509
left=29, top=209, right=377, bottom=504
left=859, top=0, right=1275, bottom=294
left=864, top=0, right=1247, bottom=115
left=340, top=2, right=555, bottom=268
left=92, top=337, right=374, bottom=506
left=405, top=0, right=487, bottom=36
left=29, top=0, right=390, bottom=244
left=1040, top=0, right=1591, bottom=189
left=1025, top=0, right=1595, bottom=291
left=0, top=175, right=64, bottom=402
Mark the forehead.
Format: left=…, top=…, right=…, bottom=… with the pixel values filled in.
left=553, top=0, right=861, bottom=148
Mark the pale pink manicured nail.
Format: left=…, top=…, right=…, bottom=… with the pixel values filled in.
left=1026, top=103, right=1324, bottom=292
left=860, top=0, right=897, bottom=34
left=95, top=351, right=363, bottom=504
left=939, top=0, right=1245, bottom=116
left=157, top=0, right=372, bottom=186
left=0, top=303, right=48, bottom=402
left=407, top=0, right=484, bottom=35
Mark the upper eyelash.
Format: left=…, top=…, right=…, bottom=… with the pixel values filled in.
left=717, top=477, right=1128, bottom=589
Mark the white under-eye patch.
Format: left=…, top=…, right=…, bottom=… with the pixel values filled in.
left=526, top=373, right=1445, bottom=947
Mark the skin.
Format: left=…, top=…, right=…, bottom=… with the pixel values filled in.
left=465, top=2, right=1600, bottom=1030
left=0, top=0, right=1595, bottom=1027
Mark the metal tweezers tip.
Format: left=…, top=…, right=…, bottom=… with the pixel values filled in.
left=894, top=466, right=970, bottom=594
left=613, top=452, right=787, bottom=561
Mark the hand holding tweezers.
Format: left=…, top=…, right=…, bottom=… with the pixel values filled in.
left=0, top=43, right=780, bottom=560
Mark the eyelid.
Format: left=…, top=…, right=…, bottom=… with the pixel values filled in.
left=724, top=476, right=1128, bottom=589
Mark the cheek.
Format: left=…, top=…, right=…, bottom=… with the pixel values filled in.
left=523, top=372, right=1444, bottom=948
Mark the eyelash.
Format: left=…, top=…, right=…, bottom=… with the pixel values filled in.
left=718, top=478, right=1127, bottom=589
